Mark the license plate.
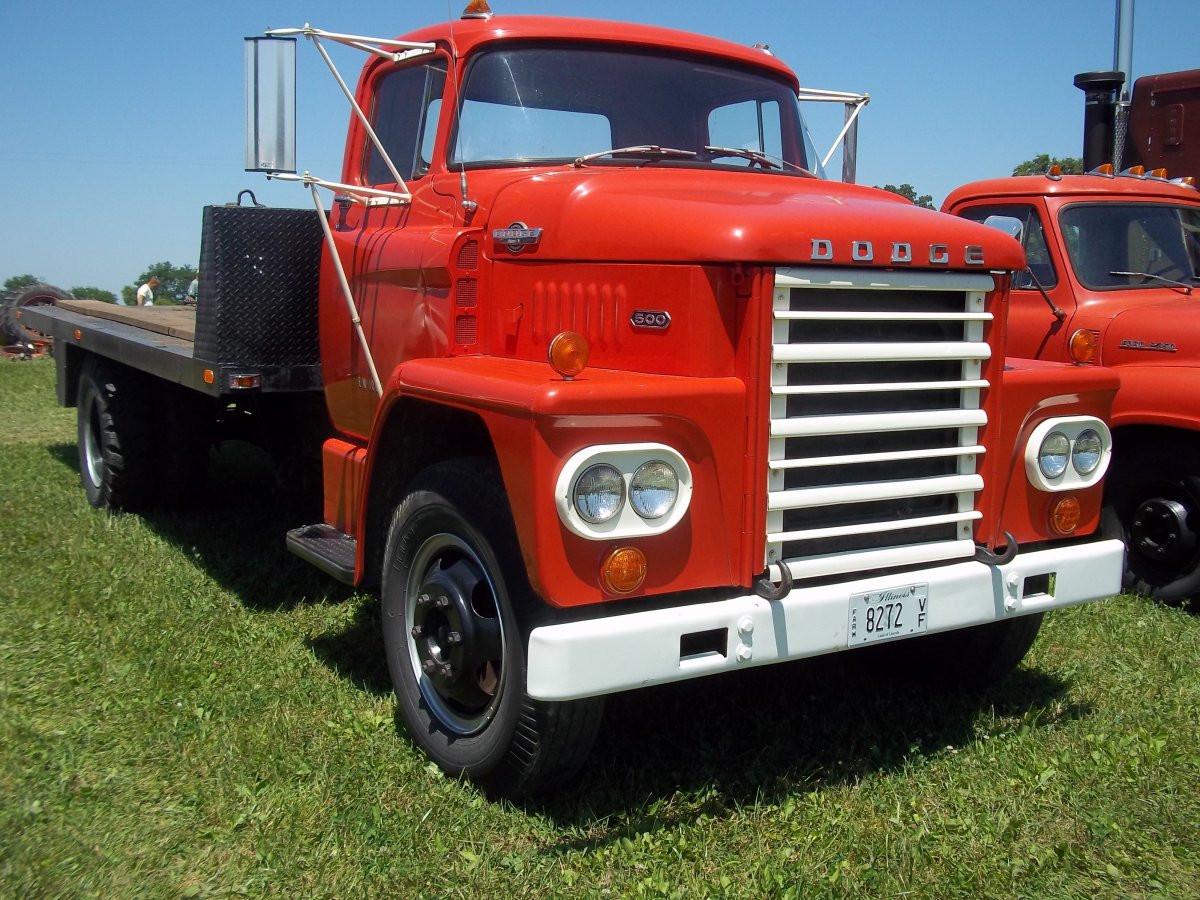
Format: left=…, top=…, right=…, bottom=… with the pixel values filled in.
left=847, top=582, right=929, bottom=646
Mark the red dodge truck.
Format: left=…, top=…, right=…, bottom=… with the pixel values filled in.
left=22, top=10, right=1124, bottom=797
left=946, top=69, right=1200, bottom=603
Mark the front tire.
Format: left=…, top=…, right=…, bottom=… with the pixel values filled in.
left=381, top=460, right=604, bottom=798
left=1104, top=442, right=1200, bottom=602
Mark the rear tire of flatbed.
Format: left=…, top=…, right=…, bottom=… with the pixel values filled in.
left=77, top=357, right=158, bottom=511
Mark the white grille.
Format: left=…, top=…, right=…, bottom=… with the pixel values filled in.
left=767, top=267, right=994, bottom=581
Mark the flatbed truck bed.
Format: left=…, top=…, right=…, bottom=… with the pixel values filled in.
left=17, top=203, right=325, bottom=406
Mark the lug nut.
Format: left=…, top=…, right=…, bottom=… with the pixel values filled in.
left=417, top=593, right=432, bottom=607
left=410, top=625, right=424, bottom=639
left=447, top=631, right=462, bottom=645
left=421, top=659, right=435, bottom=674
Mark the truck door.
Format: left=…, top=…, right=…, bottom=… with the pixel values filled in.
left=322, top=57, right=451, bottom=439
left=958, top=202, right=1073, bottom=360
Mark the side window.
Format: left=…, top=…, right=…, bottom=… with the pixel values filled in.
left=365, top=60, right=447, bottom=185
left=708, top=99, right=783, bottom=163
left=961, top=204, right=1057, bottom=289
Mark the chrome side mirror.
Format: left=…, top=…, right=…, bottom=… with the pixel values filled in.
left=244, top=36, right=297, bottom=173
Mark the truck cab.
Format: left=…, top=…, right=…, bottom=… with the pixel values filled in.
left=945, top=171, right=1200, bottom=600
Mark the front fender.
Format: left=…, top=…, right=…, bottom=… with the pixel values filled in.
left=389, top=357, right=751, bottom=607
left=979, top=359, right=1119, bottom=544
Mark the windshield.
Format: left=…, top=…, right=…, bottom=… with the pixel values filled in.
left=450, top=43, right=814, bottom=173
left=1059, top=202, right=1200, bottom=290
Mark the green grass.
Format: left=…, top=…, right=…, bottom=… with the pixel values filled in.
left=2, top=356, right=1199, bottom=898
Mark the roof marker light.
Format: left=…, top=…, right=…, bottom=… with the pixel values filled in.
left=1089, top=163, right=1115, bottom=177
left=1171, top=176, right=1198, bottom=190
left=1120, top=165, right=1146, bottom=177
left=1149, top=168, right=1169, bottom=180
left=1046, top=164, right=1063, bottom=180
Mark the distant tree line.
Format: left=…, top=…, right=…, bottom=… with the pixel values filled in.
left=4, top=262, right=197, bottom=306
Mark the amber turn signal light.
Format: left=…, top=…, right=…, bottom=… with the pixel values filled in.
left=548, top=331, right=589, bottom=380
left=1069, top=329, right=1098, bottom=365
left=1050, top=496, right=1081, bottom=535
left=602, top=547, right=647, bottom=594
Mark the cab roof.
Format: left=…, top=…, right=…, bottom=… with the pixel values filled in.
left=945, top=173, right=1200, bottom=208
left=395, top=14, right=800, bottom=91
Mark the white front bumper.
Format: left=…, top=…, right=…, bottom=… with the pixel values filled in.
left=526, top=539, right=1124, bottom=701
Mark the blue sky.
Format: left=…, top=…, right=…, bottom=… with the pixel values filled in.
left=1, top=0, right=1197, bottom=296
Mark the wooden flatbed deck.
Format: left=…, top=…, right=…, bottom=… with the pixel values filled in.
left=56, top=299, right=197, bottom=343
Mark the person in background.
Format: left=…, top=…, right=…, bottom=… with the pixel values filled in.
left=185, top=272, right=199, bottom=305
left=136, top=275, right=160, bottom=307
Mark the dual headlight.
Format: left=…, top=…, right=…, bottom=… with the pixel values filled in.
left=557, top=444, right=693, bottom=538
left=1025, top=417, right=1112, bottom=490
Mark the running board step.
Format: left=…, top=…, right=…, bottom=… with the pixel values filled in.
left=286, top=523, right=357, bottom=584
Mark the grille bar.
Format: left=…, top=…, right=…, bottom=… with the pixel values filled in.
left=768, top=474, right=984, bottom=511
left=771, top=409, right=986, bottom=439
left=766, top=266, right=994, bottom=580
left=776, top=310, right=993, bottom=323
left=774, top=342, right=991, bottom=364
left=783, top=540, right=979, bottom=581
left=773, top=510, right=984, bottom=543
left=770, top=444, right=986, bottom=471
left=772, top=379, right=989, bottom=396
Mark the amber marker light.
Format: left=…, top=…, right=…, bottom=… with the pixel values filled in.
left=73, top=328, right=82, bottom=340
left=203, top=369, right=215, bottom=385
left=1090, top=163, right=1115, bottom=176
left=1050, top=496, right=1081, bottom=535
left=1150, top=168, right=1169, bottom=179
left=548, top=331, right=589, bottom=380
left=1069, top=329, right=1098, bottom=365
left=602, top=547, right=647, bottom=594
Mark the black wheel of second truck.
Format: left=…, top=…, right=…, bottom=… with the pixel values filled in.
left=77, top=357, right=158, bottom=511
left=1104, top=442, right=1200, bottom=602
left=380, top=459, right=604, bottom=799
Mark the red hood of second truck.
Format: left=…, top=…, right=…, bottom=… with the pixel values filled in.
left=483, top=167, right=1024, bottom=269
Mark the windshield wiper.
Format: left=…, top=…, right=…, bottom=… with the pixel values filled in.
left=1109, top=270, right=1194, bottom=295
left=573, top=145, right=698, bottom=167
left=703, top=145, right=784, bottom=170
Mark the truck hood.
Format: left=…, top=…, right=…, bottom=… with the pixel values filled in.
left=485, top=168, right=1024, bottom=270
left=1103, top=295, right=1200, bottom=365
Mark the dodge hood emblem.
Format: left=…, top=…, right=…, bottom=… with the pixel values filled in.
left=493, top=222, right=543, bottom=254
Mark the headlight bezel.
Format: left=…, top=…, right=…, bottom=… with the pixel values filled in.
left=556, top=443, right=693, bottom=539
left=1024, top=416, right=1112, bottom=491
